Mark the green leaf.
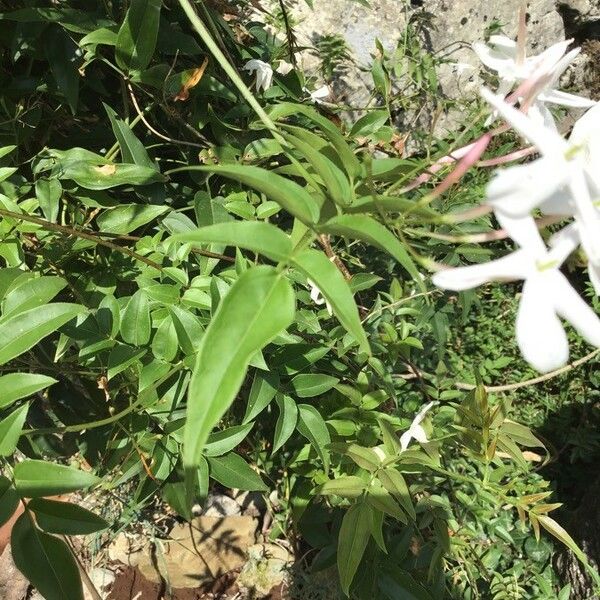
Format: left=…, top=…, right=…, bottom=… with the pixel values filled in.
left=318, top=476, right=365, bottom=498
left=0, top=403, right=29, bottom=456
left=104, top=104, right=155, bottom=169
left=367, top=481, right=406, bottom=522
left=291, top=373, right=339, bottom=398
left=44, top=26, right=80, bottom=114
left=273, top=394, right=298, bottom=453
left=169, top=305, right=204, bottom=355
left=337, top=502, right=371, bottom=596
left=293, top=249, right=369, bottom=352
left=369, top=508, right=387, bottom=553
left=188, top=165, right=320, bottom=225
left=207, top=453, right=267, bottom=491
left=14, top=460, right=100, bottom=498
left=115, top=0, right=162, bottom=72
left=60, top=161, right=164, bottom=190
left=35, top=179, right=62, bottom=223
left=172, top=221, right=293, bottom=263
left=120, top=290, right=151, bottom=346
left=0, top=303, right=85, bottom=366
left=152, top=315, right=178, bottom=362
left=28, top=499, right=109, bottom=535
left=267, top=103, right=361, bottom=178
left=96, top=204, right=167, bottom=234
left=350, top=110, right=389, bottom=138
left=297, top=404, right=331, bottom=472
left=243, top=370, right=280, bottom=424
left=0, top=8, right=113, bottom=34
left=1, top=276, right=66, bottom=319
left=107, top=345, right=146, bottom=380
left=11, top=513, right=83, bottom=600
left=320, top=215, right=423, bottom=289
left=282, top=130, right=352, bottom=207
left=0, top=476, right=19, bottom=527
left=184, top=266, right=295, bottom=477
left=204, top=423, right=254, bottom=457
left=0, top=373, right=57, bottom=409
left=378, top=571, right=434, bottom=600
left=377, top=468, right=416, bottom=520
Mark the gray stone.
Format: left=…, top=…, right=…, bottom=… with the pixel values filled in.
left=288, top=0, right=599, bottom=137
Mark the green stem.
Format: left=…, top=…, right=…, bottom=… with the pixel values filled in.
left=22, top=364, right=184, bottom=436
left=177, top=0, right=280, bottom=139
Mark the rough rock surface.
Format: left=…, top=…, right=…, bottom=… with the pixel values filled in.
left=290, top=0, right=599, bottom=135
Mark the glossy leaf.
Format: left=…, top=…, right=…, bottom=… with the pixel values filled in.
left=11, top=513, right=83, bottom=600
left=28, top=499, right=109, bottom=535
left=337, top=502, right=371, bottom=596
left=297, top=404, right=331, bottom=472
left=0, top=373, right=57, bottom=409
left=204, top=423, right=254, bottom=457
left=377, top=468, right=416, bottom=520
left=14, top=460, right=100, bottom=498
left=0, top=303, right=85, bottom=366
left=291, top=373, right=339, bottom=398
left=172, top=221, right=293, bottom=262
left=104, top=104, right=155, bottom=169
left=273, top=394, right=298, bottom=453
left=120, top=290, right=151, bottom=346
left=293, top=249, right=369, bottom=352
left=184, top=266, right=295, bottom=477
left=319, top=476, right=366, bottom=498
left=1, top=276, right=66, bottom=319
left=35, top=178, right=62, bottom=223
left=188, top=165, right=320, bottom=224
left=0, top=403, right=29, bottom=456
left=97, top=204, right=167, bottom=234
left=115, top=0, right=162, bottom=72
left=0, top=476, right=19, bottom=527
left=207, top=453, right=267, bottom=491
left=320, top=214, right=423, bottom=288
left=243, top=370, right=280, bottom=424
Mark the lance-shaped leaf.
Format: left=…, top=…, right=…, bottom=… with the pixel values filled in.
left=184, top=266, right=295, bottom=480
left=0, top=373, right=57, bottom=409
left=172, top=221, right=293, bottom=263
left=293, top=249, right=369, bottom=353
left=11, top=513, right=83, bottom=600
left=181, top=165, right=320, bottom=224
left=337, top=501, right=371, bottom=596
left=0, top=303, right=85, bottom=366
left=115, top=0, right=161, bottom=72
left=320, top=214, right=423, bottom=289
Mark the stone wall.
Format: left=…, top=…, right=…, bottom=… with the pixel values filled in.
left=289, top=0, right=599, bottom=136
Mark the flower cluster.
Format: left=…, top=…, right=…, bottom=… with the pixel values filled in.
left=433, top=35, right=600, bottom=373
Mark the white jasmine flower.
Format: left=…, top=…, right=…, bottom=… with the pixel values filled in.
left=433, top=213, right=600, bottom=372
left=400, top=401, right=438, bottom=451
left=275, top=60, right=294, bottom=75
left=243, top=59, right=273, bottom=92
left=309, top=85, right=330, bottom=104
left=473, top=36, right=593, bottom=112
left=307, top=279, right=333, bottom=315
left=482, top=90, right=600, bottom=286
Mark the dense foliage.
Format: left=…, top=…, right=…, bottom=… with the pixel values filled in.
left=0, top=1, right=598, bottom=599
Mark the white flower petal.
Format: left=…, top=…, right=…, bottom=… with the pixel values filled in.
left=540, top=187, right=574, bottom=215
left=494, top=213, right=546, bottom=253
left=547, top=223, right=580, bottom=265
left=568, top=170, right=600, bottom=264
left=275, top=60, right=294, bottom=75
left=399, top=430, right=412, bottom=451
left=487, top=158, right=569, bottom=216
left=516, top=275, right=569, bottom=372
left=538, top=89, right=596, bottom=108
left=551, top=271, right=600, bottom=347
left=570, top=103, right=600, bottom=170
left=410, top=424, right=429, bottom=445
left=433, top=252, right=528, bottom=291
left=480, top=88, right=567, bottom=155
